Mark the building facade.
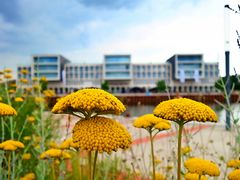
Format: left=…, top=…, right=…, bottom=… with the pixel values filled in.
left=17, top=54, right=219, bottom=94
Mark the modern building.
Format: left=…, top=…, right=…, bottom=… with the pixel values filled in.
left=17, top=53, right=219, bottom=94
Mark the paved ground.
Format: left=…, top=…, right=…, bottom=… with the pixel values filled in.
left=54, top=113, right=238, bottom=179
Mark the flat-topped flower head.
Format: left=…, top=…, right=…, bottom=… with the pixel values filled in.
left=43, top=89, right=56, bottom=97
left=59, top=138, right=78, bottom=149
left=182, top=146, right=192, bottom=155
left=228, top=169, right=240, bottom=180
left=184, top=157, right=220, bottom=177
left=133, top=114, right=171, bottom=130
left=20, top=69, right=29, bottom=75
left=154, top=98, right=217, bottom=124
left=52, top=88, right=126, bottom=116
left=20, top=173, right=35, bottom=180
left=155, top=172, right=166, bottom=180
left=0, top=102, right=17, bottom=116
left=72, top=116, right=132, bottom=153
left=40, top=148, right=71, bottom=159
left=227, top=159, right=240, bottom=169
left=0, top=140, right=24, bottom=151
left=185, top=173, right=208, bottom=180
left=4, top=68, right=12, bottom=73
left=15, top=97, right=24, bottom=102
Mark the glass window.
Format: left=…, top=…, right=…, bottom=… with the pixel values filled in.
left=85, top=66, right=88, bottom=71
left=105, top=56, right=130, bottom=63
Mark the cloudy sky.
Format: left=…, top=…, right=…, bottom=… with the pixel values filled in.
left=0, top=0, right=239, bottom=77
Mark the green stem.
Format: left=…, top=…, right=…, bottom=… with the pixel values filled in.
left=1, top=118, right=4, bottom=141
left=149, top=130, right=155, bottom=180
left=177, top=122, right=184, bottom=180
left=92, top=151, right=98, bottom=180
left=8, top=153, right=11, bottom=180
left=51, top=161, right=56, bottom=180
left=88, top=151, right=92, bottom=180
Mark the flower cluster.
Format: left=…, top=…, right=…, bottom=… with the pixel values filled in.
left=20, top=173, right=35, bottom=180
left=154, top=98, right=217, bottom=123
left=52, top=88, right=126, bottom=116
left=228, top=169, right=240, bottom=180
left=0, top=140, right=24, bottom=151
left=184, top=157, right=220, bottom=176
left=182, top=146, right=192, bottom=155
left=59, top=138, right=78, bottom=149
left=22, top=153, right=31, bottom=160
left=133, top=114, right=171, bottom=130
left=72, top=116, right=132, bottom=153
left=227, top=159, right=240, bottom=169
left=15, top=97, right=24, bottom=102
left=155, top=173, right=166, bottom=180
left=184, top=173, right=207, bottom=180
left=0, top=102, right=17, bottom=116
left=43, top=90, right=56, bottom=97
left=40, top=148, right=71, bottom=159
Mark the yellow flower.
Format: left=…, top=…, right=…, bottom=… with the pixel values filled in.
left=0, top=140, right=24, bottom=151
left=20, top=172, right=35, bottom=180
left=20, top=69, right=29, bottom=75
left=35, top=97, right=45, bottom=103
left=184, top=157, right=220, bottom=176
left=8, top=89, right=16, bottom=94
left=154, top=98, right=217, bottom=123
left=59, top=138, right=78, bottom=149
left=0, top=71, right=3, bottom=75
left=43, top=89, right=56, bottom=97
left=40, top=149, right=71, bottom=159
left=4, top=68, right=12, bottom=73
left=9, top=83, right=17, bottom=88
left=27, top=116, right=35, bottom=123
left=133, top=114, right=171, bottom=130
left=185, top=173, right=208, bottom=180
left=33, top=84, right=40, bottom=90
left=32, top=77, right=38, bottom=81
left=72, top=116, right=132, bottom=153
left=48, top=141, right=59, bottom=148
left=52, top=88, right=126, bottom=116
left=228, top=169, right=240, bottom=180
left=22, top=153, right=31, bottom=160
left=20, top=78, right=29, bottom=84
left=155, top=159, right=162, bottom=165
left=15, top=97, right=24, bottom=102
left=227, top=159, right=240, bottom=169
left=155, top=173, right=166, bottom=180
left=182, top=146, right=192, bottom=155
left=0, top=102, right=17, bottom=116
left=23, top=136, right=31, bottom=141
left=40, top=76, right=47, bottom=82
left=4, top=74, right=12, bottom=79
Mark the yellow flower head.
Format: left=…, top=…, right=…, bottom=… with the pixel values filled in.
left=72, top=116, right=132, bottom=153
left=43, top=89, right=56, bottom=97
left=52, top=88, right=126, bottom=116
left=182, top=146, right=192, bottom=155
left=228, top=169, right=240, bottom=180
left=8, top=89, right=16, bottom=94
left=185, top=173, right=208, bottom=180
left=0, top=102, right=17, bottom=116
left=20, top=69, right=29, bottom=75
left=155, top=172, right=166, bottom=180
left=4, top=69, right=12, bottom=73
left=59, top=138, right=78, bottom=149
left=33, top=84, right=40, bottom=90
left=27, top=116, right=35, bottom=123
left=20, top=172, right=35, bottom=180
left=133, top=114, right=171, bottom=131
left=15, top=97, right=24, bottom=102
left=227, top=159, right=240, bottom=169
left=9, top=83, right=17, bottom=88
left=154, top=98, right=217, bottom=124
left=40, top=149, right=71, bottom=159
left=40, top=76, right=47, bottom=82
left=4, top=74, right=12, bottom=79
left=32, top=77, right=38, bottom=81
left=48, top=141, right=59, bottom=149
left=23, top=136, right=31, bottom=141
left=22, top=153, right=31, bottom=160
left=35, top=97, right=45, bottom=103
left=0, top=140, right=24, bottom=151
left=184, top=157, right=220, bottom=176
left=20, top=78, right=29, bottom=84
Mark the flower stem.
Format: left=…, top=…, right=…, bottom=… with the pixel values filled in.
left=7, top=153, right=11, bottom=180
left=92, top=150, right=98, bottom=180
left=1, top=118, right=4, bottom=141
left=149, top=130, right=155, bottom=180
left=177, top=122, right=184, bottom=180
left=199, top=174, right=201, bottom=180
left=51, top=161, right=56, bottom=180
left=88, top=151, right=92, bottom=180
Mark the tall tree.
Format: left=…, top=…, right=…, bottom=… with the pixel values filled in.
left=156, top=80, right=167, bottom=92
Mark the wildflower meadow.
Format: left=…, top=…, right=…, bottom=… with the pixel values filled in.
left=0, top=69, right=240, bottom=180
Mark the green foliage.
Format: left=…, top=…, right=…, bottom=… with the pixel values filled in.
left=156, top=80, right=167, bottom=92
left=215, top=75, right=240, bottom=92
left=101, top=81, right=109, bottom=91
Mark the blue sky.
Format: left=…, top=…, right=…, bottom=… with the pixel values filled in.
left=0, top=0, right=239, bottom=76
